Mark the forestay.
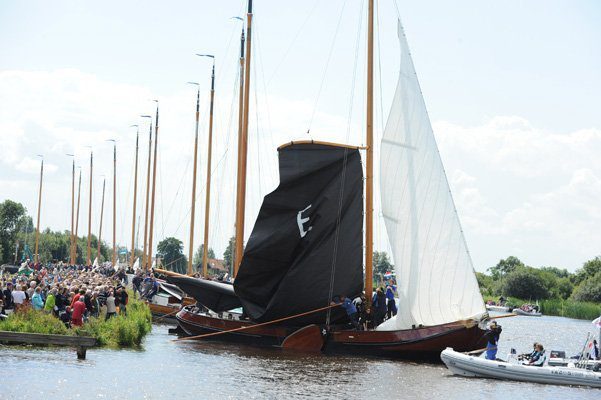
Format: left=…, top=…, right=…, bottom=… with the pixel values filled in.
left=378, top=21, right=485, bottom=330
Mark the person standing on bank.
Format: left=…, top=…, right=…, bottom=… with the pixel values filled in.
left=485, top=320, right=502, bottom=360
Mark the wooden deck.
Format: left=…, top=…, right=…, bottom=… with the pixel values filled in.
left=0, top=330, right=97, bottom=359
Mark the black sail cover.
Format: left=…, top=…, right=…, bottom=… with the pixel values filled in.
left=234, top=142, right=364, bottom=325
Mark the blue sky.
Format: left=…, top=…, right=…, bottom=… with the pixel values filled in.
left=1, top=0, right=600, bottom=271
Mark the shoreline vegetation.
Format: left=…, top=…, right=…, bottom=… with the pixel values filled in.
left=0, top=292, right=152, bottom=347
left=479, top=256, right=601, bottom=321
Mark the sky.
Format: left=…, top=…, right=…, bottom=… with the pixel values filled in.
left=0, top=0, right=600, bottom=272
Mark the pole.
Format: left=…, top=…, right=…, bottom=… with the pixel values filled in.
left=234, top=0, right=252, bottom=275
left=130, top=126, right=139, bottom=267
left=97, top=178, right=106, bottom=262
left=70, top=158, right=75, bottom=264
left=34, top=157, right=43, bottom=265
left=364, top=0, right=374, bottom=310
left=86, top=151, right=93, bottom=265
left=112, top=141, right=117, bottom=266
left=74, top=168, right=81, bottom=264
left=188, top=85, right=200, bottom=276
left=148, top=102, right=159, bottom=269
left=202, top=61, right=216, bottom=278
left=142, top=117, right=153, bottom=269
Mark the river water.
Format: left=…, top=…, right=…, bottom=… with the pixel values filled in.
left=2, top=314, right=599, bottom=399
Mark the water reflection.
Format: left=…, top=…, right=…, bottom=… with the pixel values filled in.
left=1, top=315, right=599, bottom=399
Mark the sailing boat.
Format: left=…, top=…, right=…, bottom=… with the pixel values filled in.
left=169, top=1, right=488, bottom=360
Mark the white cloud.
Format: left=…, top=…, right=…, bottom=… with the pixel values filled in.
left=436, top=119, right=601, bottom=270
left=2, top=67, right=600, bottom=272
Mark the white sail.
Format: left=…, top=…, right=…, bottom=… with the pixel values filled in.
left=377, top=21, right=485, bottom=330
left=92, top=257, right=99, bottom=267
left=132, top=257, right=140, bottom=271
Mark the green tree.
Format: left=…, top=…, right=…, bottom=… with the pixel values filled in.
left=573, top=257, right=601, bottom=285
left=488, top=256, right=524, bottom=280
left=223, top=236, right=236, bottom=271
left=571, top=271, right=601, bottom=303
left=476, top=272, right=494, bottom=296
left=157, top=237, right=187, bottom=274
left=499, top=267, right=550, bottom=300
left=373, top=251, right=392, bottom=277
left=0, top=200, right=27, bottom=263
left=193, top=244, right=216, bottom=268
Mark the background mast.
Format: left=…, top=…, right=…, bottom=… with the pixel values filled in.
left=234, top=0, right=253, bottom=276
left=33, top=155, right=43, bottom=265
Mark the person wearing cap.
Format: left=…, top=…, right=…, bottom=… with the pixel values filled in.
left=485, top=320, right=502, bottom=360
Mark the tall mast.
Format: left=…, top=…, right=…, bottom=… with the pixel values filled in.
left=130, top=125, right=139, bottom=267
left=34, top=156, right=43, bottom=265
left=111, top=140, right=117, bottom=265
left=97, top=177, right=106, bottom=262
left=364, top=0, right=375, bottom=306
left=234, top=0, right=253, bottom=276
left=74, top=168, right=82, bottom=263
left=68, top=155, right=75, bottom=264
left=141, top=115, right=153, bottom=269
left=202, top=56, right=216, bottom=278
left=148, top=101, right=159, bottom=268
left=187, top=83, right=200, bottom=276
left=86, top=151, right=93, bottom=265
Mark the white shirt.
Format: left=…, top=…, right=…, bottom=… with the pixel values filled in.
left=12, top=290, right=26, bottom=304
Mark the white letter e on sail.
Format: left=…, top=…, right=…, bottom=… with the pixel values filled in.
left=297, top=204, right=313, bottom=238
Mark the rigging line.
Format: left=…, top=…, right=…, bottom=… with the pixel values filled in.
left=120, top=149, right=134, bottom=247
left=159, top=138, right=165, bottom=239
left=325, top=148, right=350, bottom=328
left=374, top=0, right=384, bottom=253
left=307, top=0, right=349, bottom=134
left=346, top=0, right=365, bottom=144
left=265, top=0, right=319, bottom=87
left=211, top=67, right=239, bottom=248
left=255, top=18, right=278, bottom=193
left=251, top=45, right=263, bottom=197
left=391, top=0, right=401, bottom=19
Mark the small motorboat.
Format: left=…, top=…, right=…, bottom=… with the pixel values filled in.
left=485, top=304, right=511, bottom=313
left=514, top=306, right=542, bottom=317
left=441, top=348, right=601, bottom=388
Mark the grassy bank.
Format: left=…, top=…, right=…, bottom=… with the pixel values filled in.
left=0, top=293, right=152, bottom=348
left=484, top=295, right=601, bottom=320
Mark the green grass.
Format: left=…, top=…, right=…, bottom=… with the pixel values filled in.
left=0, top=291, right=152, bottom=348
left=483, top=295, right=601, bottom=320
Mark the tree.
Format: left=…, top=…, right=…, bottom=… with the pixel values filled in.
left=373, top=251, right=392, bottom=277
left=476, top=272, right=494, bottom=296
left=193, top=244, right=215, bottom=267
left=157, top=237, right=187, bottom=274
left=573, top=257, right=601, bottom=285
left=571, top=271, right=601, bottom=303
left=488, top=256, right=524, bottom=280
left=223, top=236, right=236, bottom=271
left=499, top=267, right=550, bottom=300
left=0, top=200, right=27, bottom=263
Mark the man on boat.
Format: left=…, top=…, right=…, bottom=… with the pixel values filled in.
left=484, top=320, right=502, bottom=360
left=385, top=284, right=397, bottom=319
left=334, top=295, right=361, bottom=330
left=526, top=343, right=546, bottom=366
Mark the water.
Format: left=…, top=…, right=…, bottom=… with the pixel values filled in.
left=2, top=315, right=599, bottom=399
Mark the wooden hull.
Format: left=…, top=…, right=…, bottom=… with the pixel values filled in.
left=175, top=306, right=487, bottom=361
left=148, top=302, right=182, bottom=323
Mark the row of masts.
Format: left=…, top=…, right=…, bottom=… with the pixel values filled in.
left=32, top=0, right=373, bottom=304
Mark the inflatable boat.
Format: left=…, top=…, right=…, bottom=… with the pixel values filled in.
left=441, top=348, right=601, bottom=388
